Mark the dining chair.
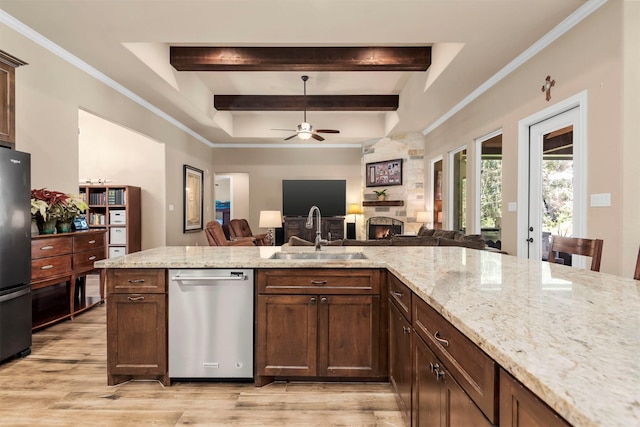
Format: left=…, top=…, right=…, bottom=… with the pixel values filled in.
left=205, top=221, right=255, bottom=246
left=548, top=235, right=603, bottom=272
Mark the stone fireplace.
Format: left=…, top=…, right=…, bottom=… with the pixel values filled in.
left=367, top=217, right=404, bottom=239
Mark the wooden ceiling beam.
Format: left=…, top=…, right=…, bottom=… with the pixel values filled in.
left=214, top=95, right=398, bottom=111
left=171, top=46, right=431, bottom=71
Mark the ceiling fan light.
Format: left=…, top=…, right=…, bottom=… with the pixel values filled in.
left=298, top=131, right=313, bottom=140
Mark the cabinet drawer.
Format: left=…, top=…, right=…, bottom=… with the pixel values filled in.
left=107, top=269, right=166, bottom=294
left=257, top=269, right=380, bottom=294
left=388, top=273, right=412, bottom=321
left=31, top=237, right=72, bottom=259
left=31, top=254, right=72, bottom=281
left=413, top=297, right=497, bottom=424
left=73, top=231, right=105, bottom=252
left=73, top=247, right=106, bottom=270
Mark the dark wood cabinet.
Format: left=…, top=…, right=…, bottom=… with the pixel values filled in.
left=500, top=369, right=571, bottom=427
left=413, top=334, right=491, bottom=427
left=389, top=301, right=412, bottom=425
left=412, top=294, right=498, bottom=424
left=256, top=269, right=386, bottom=385
left=31, top=230, right=106, bottom=330
left=106, top=269, right=168, bottom=386
left=283, top=216, right=345, bottom=242
left=0, top=51, right=27, bottom=149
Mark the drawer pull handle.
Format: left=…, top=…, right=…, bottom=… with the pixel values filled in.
left=435, top=369, right=445, bottom=381
left=41, top=265, right=54, bottom=270
left=128, top=296, right=145, bottom=301
left=402, top=326, right=411, bottom=334
left=429, top=362, right=439, bottom=373
left=310, top=280, right=327, bottom=285
left=88, top=240, right=96, bottom=244
left=391, top=291, right=403, bottom=297
left=40, top=245, right=54, bottom=251
left=434, top=331, right=450, bottom=347
left=128, top=279, right=145, bottom=283
left=88, top=256, right=97, bottom=261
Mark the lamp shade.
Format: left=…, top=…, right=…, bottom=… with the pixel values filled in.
left=259, top=210, right=283, bottom=228
left=347, top=203, right=363, bottom=215
left=416, top=211, right=430, bottom=223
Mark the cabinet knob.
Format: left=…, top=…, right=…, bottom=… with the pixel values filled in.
left=310, top=297, right=317, bottom=304
left=321, top=297, right=328, bottom=303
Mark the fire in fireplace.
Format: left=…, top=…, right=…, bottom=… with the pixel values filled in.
left=367, top=217, right=404, bottom=240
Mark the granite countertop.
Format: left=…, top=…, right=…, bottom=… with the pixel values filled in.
left=96, top=245, right=640, bottom=426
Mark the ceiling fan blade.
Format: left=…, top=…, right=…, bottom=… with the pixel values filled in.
left=271, top=128, right=296, bottom=132
left=315, top=129, right=340, bottom=134
left=284, top=134, right=298, bottom=141
left=311, top=133, right=325, bottom=142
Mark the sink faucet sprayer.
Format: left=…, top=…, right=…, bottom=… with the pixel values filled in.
left=306, top=205, right=327, bottom=251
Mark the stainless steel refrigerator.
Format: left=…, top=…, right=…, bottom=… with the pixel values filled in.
left=0, top=148, right=32, bottom=362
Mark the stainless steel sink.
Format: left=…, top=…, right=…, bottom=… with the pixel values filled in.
left=269, top=252, right=368, bottom=260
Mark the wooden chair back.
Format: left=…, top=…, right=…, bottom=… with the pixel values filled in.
left=548, top=235, right=603, bottom=272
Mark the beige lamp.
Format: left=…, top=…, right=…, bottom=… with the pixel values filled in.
left=259, top=210, right=283, bottom=245
left=416, top=211, right=431, bottom=226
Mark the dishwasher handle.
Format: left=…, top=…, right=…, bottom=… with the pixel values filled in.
left=171, top=274, right=248, bottom=282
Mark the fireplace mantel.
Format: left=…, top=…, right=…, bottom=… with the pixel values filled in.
left=362, top=200, right=404, bottom=207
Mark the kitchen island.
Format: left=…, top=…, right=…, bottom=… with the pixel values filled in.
left=96, top=245, right=640, bottom=427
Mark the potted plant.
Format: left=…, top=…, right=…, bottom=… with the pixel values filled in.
left=31, top=189, right=88, bottom=234
left=373, top=188, right=387, bottom=201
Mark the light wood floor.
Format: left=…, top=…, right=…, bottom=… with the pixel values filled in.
left=0, top=303, right=404, bottom=426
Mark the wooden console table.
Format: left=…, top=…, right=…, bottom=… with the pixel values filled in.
left=31, top=229, right=107, bottom=330
left=283, top=216, right=345, bottom=242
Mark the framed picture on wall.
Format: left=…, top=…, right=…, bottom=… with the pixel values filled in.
left=183, top=164, right=204, bottom=232
left=366, top=158, right=403, bottom=187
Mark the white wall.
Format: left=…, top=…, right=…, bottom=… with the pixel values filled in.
left=78, top=110, right=165, bottom=250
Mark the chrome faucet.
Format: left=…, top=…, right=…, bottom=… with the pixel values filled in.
left=306, top=205, right=327, bottom=251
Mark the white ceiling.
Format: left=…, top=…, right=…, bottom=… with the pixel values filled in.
left=0, top=0, right=591, bottom=147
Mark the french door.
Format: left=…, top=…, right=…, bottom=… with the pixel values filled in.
left=518, top=92, right=587, bottom=266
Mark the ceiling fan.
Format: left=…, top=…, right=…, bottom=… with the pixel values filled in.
left=273, top=75, right=340, bottom=141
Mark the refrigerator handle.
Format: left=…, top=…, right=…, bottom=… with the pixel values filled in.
left=0, top=286, right=30, bottom=303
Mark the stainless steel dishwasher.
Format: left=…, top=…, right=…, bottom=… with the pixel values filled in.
left=168, top=269, right=254, bottom=379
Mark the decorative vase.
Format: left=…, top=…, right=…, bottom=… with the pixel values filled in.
left=56, top=219, right=73, bottom=233
left=38, top=218, right=58, bottom=234
left=377, top=194, right=385, bottom=201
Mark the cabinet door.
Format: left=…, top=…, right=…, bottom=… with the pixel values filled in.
left=413, top=335, right=442, bottom=427
left=106, top=293, right=167, bottom=384
left=0, top=61, right=15, bottom=146
left=318, top=294, right=381, bottom=377
left=500, top=369, right=571, bottom=427
left=389, top=302, right=412, bottom=424
left=256, top=294, right=318, bottom=377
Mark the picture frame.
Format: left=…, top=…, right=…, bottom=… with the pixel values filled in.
left=183, top=164, right=204, bottom=232
left=366, top=158, right=403, bottom=187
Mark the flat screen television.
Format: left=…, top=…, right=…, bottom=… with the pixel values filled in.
left=282, top=180, right=346, bottom=217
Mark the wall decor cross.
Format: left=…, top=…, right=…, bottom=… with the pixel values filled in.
left=541, top=75, right=555, bottom=101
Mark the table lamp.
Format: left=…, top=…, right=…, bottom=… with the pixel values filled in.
left=346, top=203, right=363, bottom=240
left=259, top=210, right=283, bottom=245
left=416, top=211, right=431, bottom=227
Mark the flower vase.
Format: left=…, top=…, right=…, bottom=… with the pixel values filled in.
left=377, top=194, right=385, bottom=201
left=56, top=219, right=73, bottom=233
left=38, top=218, right=58, bottom=234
